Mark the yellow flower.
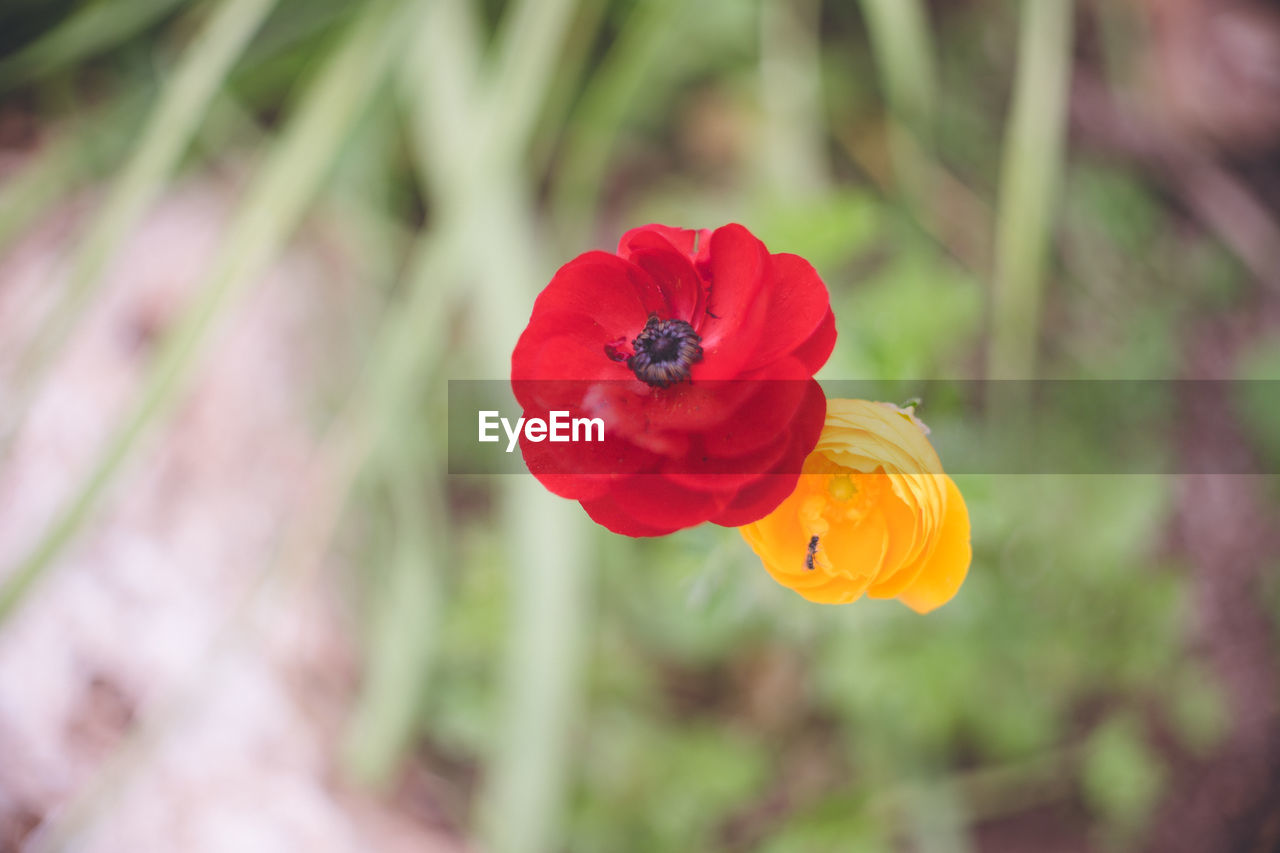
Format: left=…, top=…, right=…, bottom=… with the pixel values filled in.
left=739, top=399, right=971, bottom=612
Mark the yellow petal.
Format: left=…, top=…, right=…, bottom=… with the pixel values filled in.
left=865, top=486, right=931, bottom=598
left=821, top=506, right=889, bottom=584
left=739, top=400, right=972, bottom=611
left=863, top=488, right=917, bottom=591
left=788, top=575, right=868, bottom=604
left=821, top=400, right=943, bottom=475
left=897, top=476, right=971, bottom=613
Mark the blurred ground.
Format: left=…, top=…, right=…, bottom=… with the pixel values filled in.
left=0, top=182, right=458, bottom=852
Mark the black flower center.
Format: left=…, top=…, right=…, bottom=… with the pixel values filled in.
left=627, top=315, right=703, bottom=388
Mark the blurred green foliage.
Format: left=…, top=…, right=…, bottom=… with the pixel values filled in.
left=2, top=0, right=1271, bottom=850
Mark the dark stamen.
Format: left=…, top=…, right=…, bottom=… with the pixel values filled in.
left=626, top=314, right=703, bottom=388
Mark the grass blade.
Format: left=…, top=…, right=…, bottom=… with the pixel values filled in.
left=401, top=3, right=591, bottom=849
left=988, top=0, right=1074, bottom=382
left=759, top=0, right=827, bottom=196
left=0, top=0, right=192, bottom=89
left=341, top=433, right=444, bottom=785
left=548, top=0, right=685, bottom=235
left=481, top=0, right=580, bottom=165
left=481, top=482, right=587, bottom=853
left=858, top=0, right=936, bottom=140
left=858, top=0, right=938, bottom=214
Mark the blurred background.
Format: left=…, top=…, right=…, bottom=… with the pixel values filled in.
left=1, top=0, right=1279, bottom=850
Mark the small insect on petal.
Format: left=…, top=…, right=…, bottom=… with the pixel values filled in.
left=804, top=535, right=819, bottom=571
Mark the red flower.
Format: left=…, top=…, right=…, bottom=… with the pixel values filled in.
left=511, top=223, right=835, bottom=536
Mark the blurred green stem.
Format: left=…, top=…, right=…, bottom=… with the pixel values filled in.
left=549, top=0, right=682, bottom=237
left=759, top=0, right=827, bottom=197
left=858, top=0, right=937, bottom=213
left=0, top=0, right=417, bottom=625
left=404, top=1, right=589, bottom=850
left=485, top=479, right=587, bottom=853
left=323, top=229, right=460, bottom=781
left=988, top=0, right=1074, bottom=383
left=859, top=0, right=935, bottom=138
left=0, top=0, right=190, bottom=88
left=341, top=427, right=444, bottom=786
left=482, top=0, right=583, bottom=165
left=527, top=0, right=608, bottom=179
left=900, top=780, right=972, bottom=853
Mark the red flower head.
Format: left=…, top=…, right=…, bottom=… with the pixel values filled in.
left=511, top=223, right=835, bottom=536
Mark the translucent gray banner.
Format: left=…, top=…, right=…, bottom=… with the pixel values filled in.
left=447, top=380, right=1280, bottom=475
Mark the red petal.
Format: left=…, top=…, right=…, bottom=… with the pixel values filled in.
left=790, top=306, right=836, bottom=375
left=595, top=474, right=728, bottom=532
left=580, top=489, right=696, bottom=537
left=513, top=326, right=631, bottom=383
left=660, top=432, right=792, bottom=492
left=692, top=224, right=769, bottom=380
left=697, top=359, right=811, bottom=457
left=625, top=241, right=704, bottom=321
left=617, top=224, right=710, bottom=262
left=562, top=381, right=698, bottom=454
left=743, top=253, right=833, bottom=369
left=619, top=380, right=758, bottom=435
left=707, top=472, right=798, bottom=528
left=708, top=379, right=826, bottom=526
left=527, top=251, right=660, bottom=337
left=517, top=405, right=660, bottom=481
left=531, top=470, right=611, bottom=501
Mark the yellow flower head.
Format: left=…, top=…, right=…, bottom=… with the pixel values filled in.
left=739, top=399, right=971, bottom=612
